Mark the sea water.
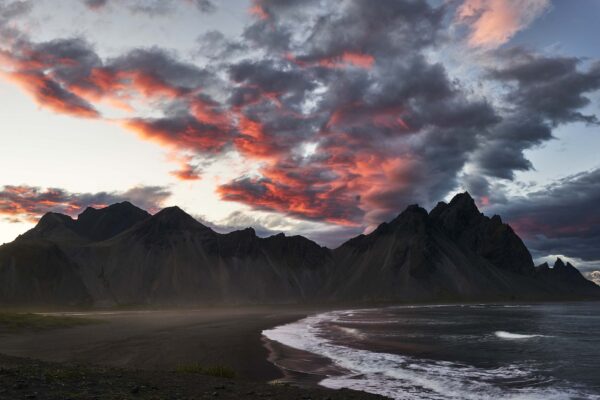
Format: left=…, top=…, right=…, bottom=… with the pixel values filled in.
left=263, top=302, right=600, bottom=399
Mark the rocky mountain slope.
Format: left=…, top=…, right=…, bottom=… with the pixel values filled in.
left=0, top=193, right=597, bottom=306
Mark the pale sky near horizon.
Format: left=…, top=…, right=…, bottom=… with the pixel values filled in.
left=1, top=0, right=599, bottom=275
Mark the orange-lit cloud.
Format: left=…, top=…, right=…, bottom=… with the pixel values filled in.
left=286, top=52, right=375, bottom=70
left=457, top=0, right=550, bottom=48
left=166, top=153, right=202, bottom=181
left=2, top=71, right=99, bottom=118
left=217, top=175, right=362, bottom=227
left=122, top=116, right=231, bottom=155
left=319, top=52, right=375, bottom=69
left=249, top=1, right=269, bottom=20
left=0, top=185, right=171, bottom=222
left=170, top=166, right=201, bottom=181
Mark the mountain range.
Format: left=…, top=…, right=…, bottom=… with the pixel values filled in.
left=0, top=192, right=598, bottom=306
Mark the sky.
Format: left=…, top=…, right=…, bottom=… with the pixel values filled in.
left=0, top=0, right=599, bottom=280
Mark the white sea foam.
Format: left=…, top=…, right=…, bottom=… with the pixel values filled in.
left=337, top=326, right=366, bottom=339
left=495, top=331, right=546, bottom=339
left=263, top=309, right=598, bottom=400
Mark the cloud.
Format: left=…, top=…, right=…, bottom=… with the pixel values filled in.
left=0, top=185, right=171, bottom=222
left=461, top=47, right=600, bottom=202
left=0, top=37, right=231, bottom=174
left=197, top=209, right=363, bottom=248
left=0, top=0, right=31, bottom=20
left=489, top=49, right=600, bottom=125
left=196, top=31, right=247, bottom=61
left=218, top=173, right=363, bottom=226
left=1, top=0, right=600, bottom=240
left=82, top=0, right=216, bottom=14
left=488, top=168, right=600, bottom=263
left=203, top=2, right=503, bottom=226
left=586, top=271, right=600, bottom=286
left=82, top=0, right=107, bottom=10
left=0, top=36, right=101, bottom=117
left=168, top=153, right=202, bottom=181
left=123, top=114, right=232, bottom=153
left=456, top=0, right=550, bottom=48
left=188, top=0, right=215, bottom=13
left=4, top=71, right=99, bottom=117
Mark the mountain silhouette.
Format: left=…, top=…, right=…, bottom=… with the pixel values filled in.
left=0, top=193, right=597, bottom=306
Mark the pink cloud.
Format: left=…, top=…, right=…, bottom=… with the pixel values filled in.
left=457, top=0, right=550, bottom=48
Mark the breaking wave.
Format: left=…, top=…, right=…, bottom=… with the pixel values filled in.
left=495, top=331, right=546, bottom=340
left=263, top=309, right=598, bottom=400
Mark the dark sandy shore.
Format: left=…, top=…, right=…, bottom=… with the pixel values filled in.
left=0, top=306, right=388, bottom=399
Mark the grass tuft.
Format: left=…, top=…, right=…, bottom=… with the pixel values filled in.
left=175, top=363, right=236, bottom=378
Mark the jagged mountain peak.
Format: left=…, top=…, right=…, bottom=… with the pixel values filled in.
left=19, top=212, right=80, bottom=243
left=17, top=212, right=85, bottom=243
left=449, top=191, right=476, bottom=205
left=391, top=204, right=428, bottom=221
left=240, top=227, right=256, bottom=235
left=20, top=202, right=151, bottom=243
left=429, top=192, right=534, bottom=275
left=76, top=201, right=150, bottom=241
left=430, top=191, right=480, bottom=221
left=264, top=231, right=324, bottom=248
left=221, top=227, right=258, bottom=242
left=552, top=258, right=578, bottom=273
left=155, top=205, right=186, bottom=216
left=554, top=257, right=566, bottom=270
left=154, top=206, right=194, bottom=220
left=144, top=206, right=210, bottom=232
left=78, top=201, right=142, bottom=218
left=386, top=204, right=430, bottom=236
left=340, top=204, right=429, bottom=251
left=37, top=212, right=75, bottom=226
left=536, top=262, right=551, bottom=271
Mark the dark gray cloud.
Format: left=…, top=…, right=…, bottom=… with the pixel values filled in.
left=256, top=0, right=444, bottom=61
left=488, top=168, right=600, bottom=264
left=0, top=1, right=31, bottom=41
left=29, top=37, right=101, bottom=84
left=472, top=115, right=552, bottom=180
left=196, top=30, right=247, bottom=61
left=0, top=0, right=30, bottom=19
left=489, top=49, right=600, bottom=125
left=108, top=47, right=212, bottom=90
left=127, top=0, right=172, bottom=17
left=465, top=48, right=600, bottom=192
left=189, top=0, right=215, bottom=13
left=82, top=0, right=107, bottom=10
left=83, top=0, right=216, bottom=15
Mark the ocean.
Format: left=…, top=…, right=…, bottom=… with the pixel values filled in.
left=263, top=302, right=600, bottom=400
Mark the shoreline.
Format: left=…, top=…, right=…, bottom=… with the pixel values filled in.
left=263, top=335, right=349, bottom=387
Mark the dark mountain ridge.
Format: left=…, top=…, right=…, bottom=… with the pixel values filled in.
left=20, top=202, right=150, bottom=243
left=0, top=193, right=597, bottom=306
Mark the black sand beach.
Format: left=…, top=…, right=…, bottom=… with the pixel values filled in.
left=0, top=307, right=387, bottom=399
